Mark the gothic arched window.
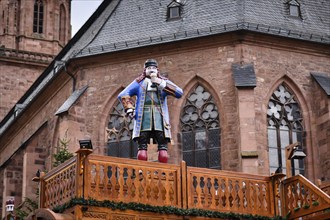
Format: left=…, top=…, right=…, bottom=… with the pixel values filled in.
left=267, top=84, right=305, bottom=175
left=107, top=101, right=137, bottom=158
left=33, top=0, right=44, bottom=33
left=59, top=4, right=66, bottom=43
left=180, top=85, right=221, bottom=169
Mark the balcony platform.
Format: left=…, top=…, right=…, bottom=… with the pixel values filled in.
left=26, top=149, right=330, bottom=220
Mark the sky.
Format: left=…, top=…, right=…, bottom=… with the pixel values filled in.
left=71, top=0, right=103, bottom=37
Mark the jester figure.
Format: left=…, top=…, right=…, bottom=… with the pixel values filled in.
left=118, top=59, right=183, bottom=163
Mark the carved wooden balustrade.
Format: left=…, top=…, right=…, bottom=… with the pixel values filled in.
left=319, top=182, right=330, bottom=196
left=281, top=175, right=330, bottom=219
left=186, top=167, right=275, bottom=217
left=84, top=154, right=182, bottom=207
left=40, top=156, right=77, bottom=209
left=38, top=152, right=330, bottom=219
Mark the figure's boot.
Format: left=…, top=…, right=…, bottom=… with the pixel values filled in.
left=137, top=150, right=148, bottom=161
left=137, top=144, right=148, bottom=161
left=158, top=150, right=168, bottom=163
left=158, top=144, right=168, bottom=163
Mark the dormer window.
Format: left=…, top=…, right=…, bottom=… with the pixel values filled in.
left=167, top=0, right=182, bottom=21
left=169, top=6, right=180, bottom=19
left=288, top=0, right=300, bottom=17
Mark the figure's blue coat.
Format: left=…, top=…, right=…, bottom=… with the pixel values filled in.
left=118, top=78, right=183, bottom=140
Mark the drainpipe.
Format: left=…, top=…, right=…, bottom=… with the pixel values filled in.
left=64, top=62, right=76, bottom=92
left=55, top=60, right=76, bottom=92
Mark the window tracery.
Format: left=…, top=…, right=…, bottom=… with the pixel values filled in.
left=180, top=85, right=220, bottom=169
left=267, top=84, right=304, bottom=175
left=107, top=101, right=137, bottom=158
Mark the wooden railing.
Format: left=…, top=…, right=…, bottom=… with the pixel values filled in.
left=38, top=151, right=330, bottom=219
left=319, top=182, right=330, bottom=196
left=281, top=175, right=330, bottom=219
left=84, top=154, right=182, bottom=207
left=186, top=167, right=275, bottom=217
left=40, top=156, right=77, bottom=209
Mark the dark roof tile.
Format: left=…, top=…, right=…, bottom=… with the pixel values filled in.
left=232, top=63, right=256, bottom=88
left=311, top=72, right=330, bottom=96
left=55, top=86, right=88, bottom=115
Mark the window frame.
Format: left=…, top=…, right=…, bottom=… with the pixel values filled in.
left=168, top=6, right=180, bottom=20
left=59, top=4, right=66, bottom=43
left=33, top=0, right=44, bottom=34
left=107, top=100, right=137, bottom=159
left=180, top=84, right=221, bottom=169
left=288, top=0, right=301, bottom=18
left=267, top=83, right=305, bottom=175
left=166, top=1, right=182, bottom=21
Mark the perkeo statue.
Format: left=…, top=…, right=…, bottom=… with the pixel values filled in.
left=118, top=59, right=183, bottom=163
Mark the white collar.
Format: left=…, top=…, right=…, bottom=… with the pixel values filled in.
left=144, top=78, right=157, bottom=91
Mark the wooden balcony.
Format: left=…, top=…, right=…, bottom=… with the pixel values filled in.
left=27, top=149, right=330, bottom=220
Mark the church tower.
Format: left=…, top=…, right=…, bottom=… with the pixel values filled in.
left=0, top=0, right=71, bottom=53
left=0, top=0, right=71, bottom=121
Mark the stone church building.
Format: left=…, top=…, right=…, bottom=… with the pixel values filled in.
left=0, top=0, right=329, bottom=218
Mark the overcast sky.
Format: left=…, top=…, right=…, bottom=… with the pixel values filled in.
left=71, top=0, right=103, bottom=36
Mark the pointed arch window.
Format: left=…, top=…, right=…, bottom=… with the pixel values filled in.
left=33, top=0, right=44, bottom=33
left=180, top=85, right=221, bottom=169
left=107, top=101, right=137, bottom=158
left=267, top=84, right=305, bottom=175
left=59, top=4, right=66, bottom=43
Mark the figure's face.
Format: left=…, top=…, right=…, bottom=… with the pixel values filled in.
left=145, top=66, right=158, bottom=76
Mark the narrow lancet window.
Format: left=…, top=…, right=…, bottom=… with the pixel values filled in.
left=33, top=0, right=44, bottom=33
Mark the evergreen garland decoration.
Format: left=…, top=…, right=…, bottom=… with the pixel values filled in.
left=53, top=198, right=284, bottom=220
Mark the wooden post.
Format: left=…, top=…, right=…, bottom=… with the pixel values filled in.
left=269, top=173, right=286, bottom=216
left=285, top=142, right=300, bottom=178
left=181, top=160, right=188, bottom=209
left=75, top=148, right=93, bottom=199
left=34, top=171, right=46, bottom=208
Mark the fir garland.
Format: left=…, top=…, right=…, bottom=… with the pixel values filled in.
left=53, top=198, right=284, bottom=220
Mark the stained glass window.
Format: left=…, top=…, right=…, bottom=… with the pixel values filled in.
left=180, top=85, right=221, bottom=169
left=267, top=84, right=304, bottom=175
left=107, top=101, right=137, bottom=158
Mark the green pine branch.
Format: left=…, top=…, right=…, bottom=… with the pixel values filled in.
left=53, top=198, right=284, bottom=220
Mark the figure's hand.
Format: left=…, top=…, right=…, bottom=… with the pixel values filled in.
left=150, top=72, right=157, bottom=78
left=150, top=75, right=163, bottom=85
left=126, top=108, right=135, bottom=119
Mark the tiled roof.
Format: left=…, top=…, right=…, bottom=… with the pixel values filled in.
left=232, top=64, right=256, bottom=88
left=311, top=72, right=330, bottom=96
left=74, top=0, right=330, bottom=58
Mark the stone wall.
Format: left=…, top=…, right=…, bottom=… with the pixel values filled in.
left=1, top=149, right=24, bottom=218
left=311, top=78, right=330, bottom=181
left=0, top=60, right=46, bottom=121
